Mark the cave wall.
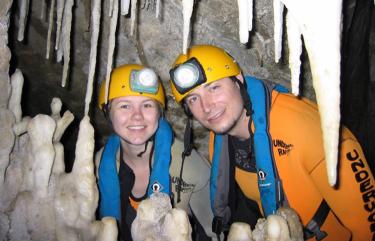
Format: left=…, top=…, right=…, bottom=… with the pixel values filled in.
left=5, top=0, right=375, bottom=171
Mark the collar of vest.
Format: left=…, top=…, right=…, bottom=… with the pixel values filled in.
left=98, top=117, right=173, bottom=220
left=210, top=76, right=288, bottom=221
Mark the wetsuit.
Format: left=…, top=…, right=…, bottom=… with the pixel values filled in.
left=209, top=77, right=375, bottom=241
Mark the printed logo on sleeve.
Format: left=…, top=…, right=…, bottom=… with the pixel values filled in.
left=273, top=139, right=293, bottom=156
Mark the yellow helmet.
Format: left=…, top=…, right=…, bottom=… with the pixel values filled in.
left=98, top=64, right=165, bottom=109
left=169, top=45, right=240, bottom=103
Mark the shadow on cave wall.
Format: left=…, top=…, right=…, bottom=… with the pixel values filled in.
left=342, top=0, right=375, bottom=173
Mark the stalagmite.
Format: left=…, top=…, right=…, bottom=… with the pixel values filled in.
left=17, top=0, right=30, bottom=41
left=0, top=110, right=14, bottom=184
left=227, top=207, right=303, bottom=241
left=130, top=0, right=138, bottom=36
left=95, top=217, right=118, bottom=241
left=273, top=0, right=284, bottom=63
left=84, top=0, right=102, bottom=116
left=267, top=215, right=291, bottom=241
left=51, top=97, right=63, bottom=121
left=61, top=0, right=74, bottom=87
left=46, top=0, right=56, bottom=59
left=13, top=116, right=31, bottom=136
left=237, top=0, right=252, bottom=44
left=182, top=0, right=194, bottom=54
left=131, top=193, right=192, bottom=241
left=1, top=113, right=118, bottom=240
left=227, top=222, right=252, bottom=241
left=121, top=0, right=130, bottom=15
left=286, top=13, right=302, bottom=96
left=53, top=110, right=74, bottom=142
left=162, top=208, right=192, bottom=241
left=55, top=0, right=66, bottom=50
left=273, top=0, right=342, bottom=185
left=276, top=207, right=303, bottom=240
left=50, top=98, right=73, bottom=174
left=27, top=114, right=56, bottom=198
left=104, top=0, right=119, bottom=104
left=8, top=69, right=24, bottom=123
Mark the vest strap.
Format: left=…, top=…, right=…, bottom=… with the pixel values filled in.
left=304, top=199, right=330, bottom=240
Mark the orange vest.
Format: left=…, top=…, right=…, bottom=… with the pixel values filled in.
left=209, top=90, right=374, bottom=241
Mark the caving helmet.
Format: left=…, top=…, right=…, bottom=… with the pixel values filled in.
left=98, top=64, right=165, bottom=110
left=169, top=45, right=241, bottom=103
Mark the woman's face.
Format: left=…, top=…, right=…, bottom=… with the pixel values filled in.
left=109, top=95, right=160, bottom=146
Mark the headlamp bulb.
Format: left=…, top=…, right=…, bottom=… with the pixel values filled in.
left=138, top=68, right=158, bottom=87
left=130, top=68, right=159, bottom=94
left=174, top=64, right=199, bottom=88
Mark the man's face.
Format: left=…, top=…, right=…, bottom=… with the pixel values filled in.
left=109, top=95, right=160, bottom=146
left=184, top=77, right=244, bottom=135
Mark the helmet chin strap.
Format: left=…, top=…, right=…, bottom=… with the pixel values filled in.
left=230, top=76, right=252, bottom=117
left=177, top=105, right=194, bottom=203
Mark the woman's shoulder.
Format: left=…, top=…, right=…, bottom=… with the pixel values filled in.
left=170, top=138, right=211, bottom=175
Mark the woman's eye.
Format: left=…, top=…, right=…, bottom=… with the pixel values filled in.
left=120, top=104, right=130, bottom=109
left=143, top=101, right=156, bottom=108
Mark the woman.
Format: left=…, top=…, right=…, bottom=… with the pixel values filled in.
left=96, top=64, right=217, bottom=241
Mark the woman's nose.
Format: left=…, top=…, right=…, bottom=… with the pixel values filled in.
left=131, top=107, right=143, bottom=120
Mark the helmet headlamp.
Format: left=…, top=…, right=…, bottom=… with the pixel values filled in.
left=169, top=57, right=206, bottom=95
left=130, top=68, right=159, bottom=94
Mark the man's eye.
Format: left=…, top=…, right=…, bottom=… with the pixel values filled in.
left=187, top=96, right=198, bottom=105
left=209, top=84, right=220, bottom=91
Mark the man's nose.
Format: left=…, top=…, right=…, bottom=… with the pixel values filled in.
left=201, top=96, right=213, bottom=113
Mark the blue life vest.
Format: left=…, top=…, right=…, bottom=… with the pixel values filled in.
left=210, top=76, right=288, bottom=220
left=98, top=118, right=173, bottom=221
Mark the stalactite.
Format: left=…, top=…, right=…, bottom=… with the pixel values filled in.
left=273, top=0, right=284, bottom=63
left=109, top=0, right=114, bottom=16
left=46, top=0, right=56, bottom=59
left=237, top=0, right=252, bottom=44
left=55, top=0, right=66, bottom=50
left=104, top=0, right=119, bottom=104
left=40, top=0, right=46, bottom=20
left=121, top=0, right=130, bottom=15
left=248, top=0, right=253, bottom=32
left=275, top=0, right=342, bottom=186
left=61, top=0, right=74, bottom=87
left=84, top=0, right=102, bottom=116
left=286, top=12, right=302, bottom=96
left=155, top=0, right=160, bottom=18
left=17, top=0, right=30, bottom=41
left=130, top=0, right=138, bottom=36
left=182, top=0, right=194, bottom=54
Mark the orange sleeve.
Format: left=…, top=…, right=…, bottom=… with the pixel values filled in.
left=310, top=127, right=375, bottom=241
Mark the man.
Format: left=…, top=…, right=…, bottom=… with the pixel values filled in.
left=169, top=45, right=374, bottom=241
